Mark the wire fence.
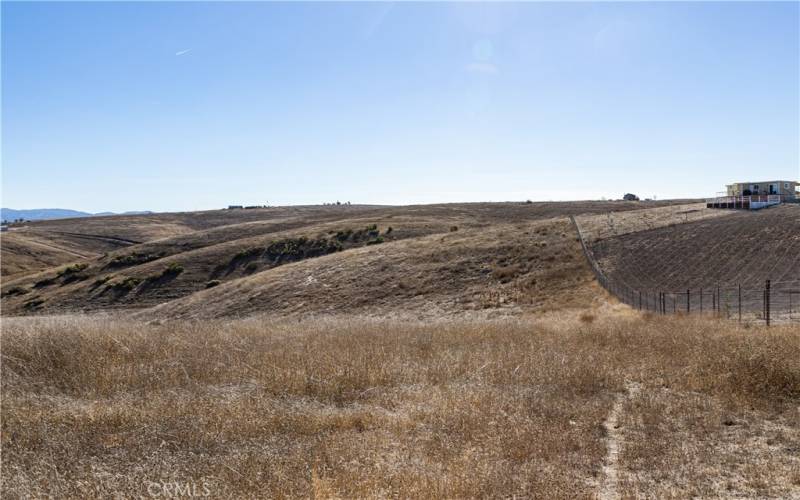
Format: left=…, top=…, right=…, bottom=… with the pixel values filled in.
left=570, top=216, right=800, bottom=325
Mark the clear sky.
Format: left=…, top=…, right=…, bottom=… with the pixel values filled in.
left=2, top=1, right=799, bottom=212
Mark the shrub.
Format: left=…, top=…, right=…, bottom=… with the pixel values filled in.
left=106, top=252, right=164, bottom=269
left=61, top=273, right=89, bottom=285
left=385, top=227, right=393, bottom=235
left=2, top=286, right=29, bottom=297
left=92, top=276, right=113, bottom=287
left=335, top=229, right=353, bottom=242
left=34, top=277, right=57, bottom=288
left=110, top=277, right=142, bottom=292
left=205, top=280, right=221, bottom=288
left=366, top=237, right=384, bottom=245
left=57, top=263, right=88, bottom=277
left=349, top=225, right=381, bottom=242
left=450, top=226, right=459, bottom=232
left=22, top=297, right=44, bottom=309
left=232, top=247, right=264, bottom=261
left=163, top=263, right=184, bottom=276
left=492, top=264, right=521, bottom=283
left=145, top=263, right=184, bottom=284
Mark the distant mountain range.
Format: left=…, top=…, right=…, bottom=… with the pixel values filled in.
left=1, top=208, right=152, bottom=222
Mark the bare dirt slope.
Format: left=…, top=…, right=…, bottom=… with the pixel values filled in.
left=2, top=201, right=681, bottom=317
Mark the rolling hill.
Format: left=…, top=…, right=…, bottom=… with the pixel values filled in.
left=1, top=200, right=683, bottom=317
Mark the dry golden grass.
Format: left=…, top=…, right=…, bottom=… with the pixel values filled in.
left=2, top=312, right=798, bottom=498
left=574, top=203, right=733, bottom=244
left=2, top=200, right=691, bottom=313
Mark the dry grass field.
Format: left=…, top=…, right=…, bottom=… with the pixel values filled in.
left=2, top=312, right=798, bottom=498
left=574, top=202, right=735, bottom=243
left=2, top=200, right=798, bottom=498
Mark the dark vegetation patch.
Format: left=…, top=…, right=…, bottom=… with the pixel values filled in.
left=60, top=273, right=90, bottom=285
left=91, top=276, right=113, bottom=289
left=213, top=225, right=391, bottom=280
left=108, top=277, right=142, bottom=293
left=34, top=276, right=58, bottom=288
left=33, top=263, right=93, bottom=288
left=205, top=280, right=221, bottom=288
left=492, top=264, right=522, bottom=284
left=144, top=263, right=185, bottom=285
left=57, top=263, right=88, bottom=277
left=30, top=263, right=92, bottom=289
left=105, top=252, right=165, bottom=269
left=23, top=297, right=45, bottom=310
left=333, top=224, right=384, bottom=243
left=2, top=286, right=30, bottom=297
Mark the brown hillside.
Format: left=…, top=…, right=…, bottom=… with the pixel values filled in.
left=142, top=218, right=599, bottom=319
left=1, top=200, right=690, bottom=317
left=589, top=204, right=800, bottom=299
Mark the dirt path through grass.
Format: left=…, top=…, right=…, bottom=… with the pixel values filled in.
left=599, top=382, right=640, bottom=500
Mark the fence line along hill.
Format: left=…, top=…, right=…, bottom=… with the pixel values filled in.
left=575, top=204, right=800, bottom=323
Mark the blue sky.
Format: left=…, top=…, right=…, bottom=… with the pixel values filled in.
left=2, top=2, right=798, bottom=212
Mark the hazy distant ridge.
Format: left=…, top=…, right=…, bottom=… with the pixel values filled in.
left=2, top=208, right=151, bottom=221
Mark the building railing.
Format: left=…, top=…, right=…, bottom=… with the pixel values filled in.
left=707, top=194, right=783, bottom=204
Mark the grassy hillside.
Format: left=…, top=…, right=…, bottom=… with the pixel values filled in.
left=143, top=218, right=598, bottom=319
left=1, top=201, right=679, bottom=317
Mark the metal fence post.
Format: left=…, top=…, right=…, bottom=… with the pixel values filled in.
left=765, top=280, right=771, bottom=326
left=738, top=284, right=742, bottom=323
left=712, top=287, right=717, bottom=315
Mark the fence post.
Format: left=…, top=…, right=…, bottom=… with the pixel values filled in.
left=687, top=289, right=690, bottom=313
left=765, top=280, right=771, bottom=326
left=738, top=284, right=742, bottom=323
left=700, top=288, right=703, bottom=313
